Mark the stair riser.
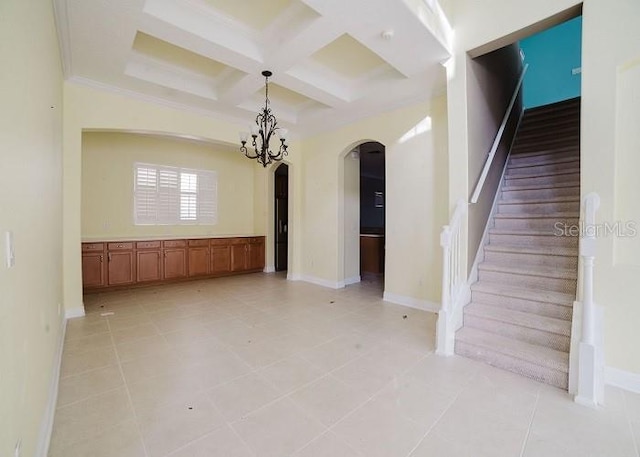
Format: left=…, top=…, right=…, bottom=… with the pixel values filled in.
left=518, top=126, right=580, bottom=140
left=509, top=152, right=580, bottom=167
left=506, top=162, right=580, bottom=177
left=490, top=233, right=578, bottom=248
left=484, top=250, right=578, bottom=269
left=501, top=187, right=580, bottom=200
left=472, top=291, right=572, bottom=320
left=455, top=341, right=568, bottom=389
left=494, top=217, right=579, bottom=231
left=522, top=110, right=580, bottom=123
left=479, top=270, right=577, bottom=294
left=505, top=173, right=579, bottom=187
left=515, top=137, right=580, bottom=150
left=513, top=143, right=580, bottom=155
left=498, top=201, right=579, bottom=214
left=463, top=314, right=570, bottom=351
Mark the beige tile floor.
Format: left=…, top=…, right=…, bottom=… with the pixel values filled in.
left=50, top=273, right=640, bottom=457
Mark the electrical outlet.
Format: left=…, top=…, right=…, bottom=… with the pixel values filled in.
left=572, top=67, right=582, bottom=75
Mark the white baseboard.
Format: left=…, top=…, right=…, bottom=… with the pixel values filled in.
left=65, top=306, right=85, bottom=319
left=35, top=316, right=67, bottom=457
left=289, top=274, right=344, bottom=289
left=383, top=292, right=440, bottom=313
left=605, top=366, right=640, bottom=394
left=344, top=275, right=361, bottom=286
left=263, top=265, right=276, bottom=273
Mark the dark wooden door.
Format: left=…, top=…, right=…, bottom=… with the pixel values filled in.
left=275, top=164, right=289, bottom=271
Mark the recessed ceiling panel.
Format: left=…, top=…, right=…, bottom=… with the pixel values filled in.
left=132, top=32, right=228, bottom=78
left=203, top=0, right=293, bottom=30
left=310, top=34, right=388, bottom=79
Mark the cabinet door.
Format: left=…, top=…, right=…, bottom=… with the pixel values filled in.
left=108, top=251, right=135, bottom=285
left=188, top=247, right=210, bottom=277
left=248, top=241, right=265, bottom=270
left=82, top=252, right=105, bottom=288
left=231, top=244, right=248, bottom=271
left=163, top=248, right=186, bottom=280
left=137, top=250, right=162, bottom=283
left=211, top=245, right=231, bottom=274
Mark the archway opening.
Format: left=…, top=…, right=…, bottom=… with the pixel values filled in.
left=274, top=163, right=289, bottom=272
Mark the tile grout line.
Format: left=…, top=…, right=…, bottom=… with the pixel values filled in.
left=402, top=358, right=483, bottom=457
left=105, top=317, right=152, bottom=457
left=623, top=391, right=640, bottom=457
left=518, top=384, right=542, bottom=457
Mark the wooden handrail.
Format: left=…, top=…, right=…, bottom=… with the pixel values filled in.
left=470, top=64, right=529, bottom=204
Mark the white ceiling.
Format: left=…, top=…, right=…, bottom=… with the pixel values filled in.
left=54, top=0, right=452, bottom=137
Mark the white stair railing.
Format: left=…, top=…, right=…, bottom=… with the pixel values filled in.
left=436, top=198, right=467, bottom=356
left=573, top=192, right=605, bottom=407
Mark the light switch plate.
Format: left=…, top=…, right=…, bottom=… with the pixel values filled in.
left=5, top=231, right=15, bottom=268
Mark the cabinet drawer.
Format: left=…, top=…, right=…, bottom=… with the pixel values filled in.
left=108, top=242, right=133, bottom=251
left=230, top=238, right=248, bottom=245
left=188, top=239, right=210, bottom=247
left=210, top=238, right=231, bottom=246
left=163, top=240, right=186, bottom=248
left=136, top=241, right=161, bottom=250
left=82, top=243, right=104, bottom=252
left=249, top=237, right=264, bottom=244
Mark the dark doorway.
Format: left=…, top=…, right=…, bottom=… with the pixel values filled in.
left=274, top=163, right=289, bottom=272
left=359, top=142, right=385, bottom=276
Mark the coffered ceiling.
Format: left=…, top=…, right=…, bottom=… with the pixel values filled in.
left=54, top=0, right=452, bottom=137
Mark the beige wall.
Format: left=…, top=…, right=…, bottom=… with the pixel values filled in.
left=63, top=84, right=304, bottom=315
left=447, top=0, right=640, bottom=374
left=300, top=95, right=449, bottom=304
left=467, top=43, right=523, bottom=268
left=581, top=0, right=640, bottom=373
left=0, top=0, right=64, bottom=455
left=81, top=132, right=256, bottom=239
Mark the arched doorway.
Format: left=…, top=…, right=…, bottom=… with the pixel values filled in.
left=274, top=163, right=289, bottom=272
left=341, top=140, right=386, bottom=291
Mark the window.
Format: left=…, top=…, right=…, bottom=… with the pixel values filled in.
left=134, top=163, right=217, bottom=225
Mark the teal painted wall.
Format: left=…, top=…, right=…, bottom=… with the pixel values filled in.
left=520, top=16, right=582, bottom=109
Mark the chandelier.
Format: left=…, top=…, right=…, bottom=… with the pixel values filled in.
left=239, top=70, right=289, bottom=167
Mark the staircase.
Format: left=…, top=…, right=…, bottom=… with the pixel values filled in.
left=456, top=97, right=581, bottom=389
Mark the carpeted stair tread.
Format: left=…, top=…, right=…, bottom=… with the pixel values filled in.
left=489, top=227, right=577, bottom=236
left=493, top=211, right=579, bottom=219
left=499, top=196, right=580, bottom=205
left=456, top=327, right=569, bottom=373
left=470, top=282, right=575, bottom=306
left=509, top=146, right=579, bottom=159
left=508, top=156, right=579, bottom=169
left=504, top=168, right=580, bottom=179
left=483, top=244, right=577, bottom=257
left=478, top=262, right=577, bottom=280
left=465, top=303, right=571, bottom=335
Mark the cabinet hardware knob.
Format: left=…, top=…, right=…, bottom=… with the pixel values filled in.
left=108, top=253, right=112, bottom=262
left=100, top=255, right=103, bottom=262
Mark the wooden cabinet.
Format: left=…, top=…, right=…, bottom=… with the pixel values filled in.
left=107, top=242, right=135, bottom=285
left=163, top=240, right=187, bottom=280
left=82, top=236, right=265, bottom=292
left=360, top=235, right=384, bottom=274
left=82, top=243, right=105, bottom=289
left=248, top=238, right=265, bottom=270
left=188, top=239, right=210, bottom=277
left=211, top=239, right=231, bottom=274
left=231, top=242, right=248, bottom=272
left=136, top=241, right=162, bottom=283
